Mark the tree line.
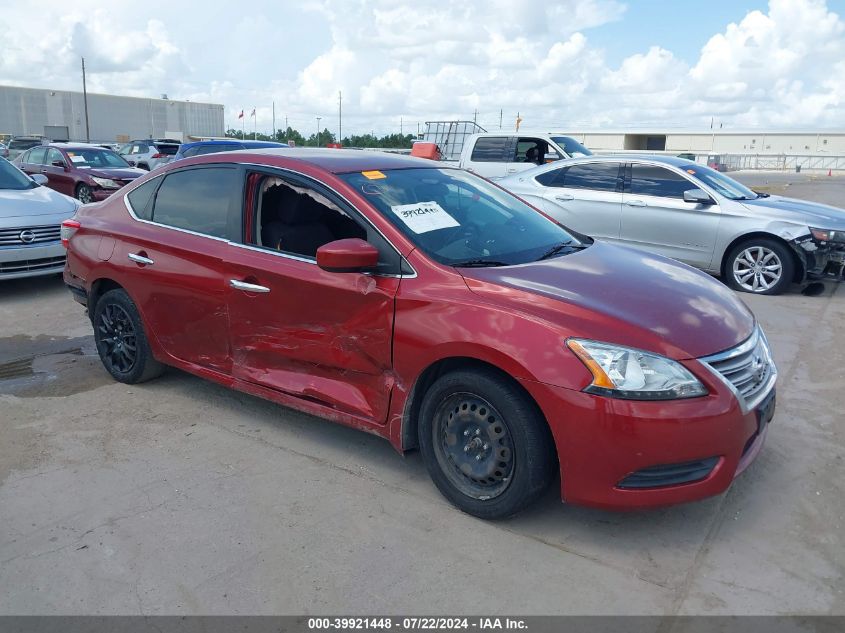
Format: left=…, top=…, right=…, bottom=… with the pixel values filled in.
left=225, top=127, right=415, bottom=149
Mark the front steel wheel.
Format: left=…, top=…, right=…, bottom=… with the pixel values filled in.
left=432, top=393, right=515, bottom=501
left=418, top=369, right=556, bottom=519
left=725, top=238, right=794, bottom=295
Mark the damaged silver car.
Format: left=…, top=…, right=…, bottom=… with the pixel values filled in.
left=499, top=155, right=845, bottom=295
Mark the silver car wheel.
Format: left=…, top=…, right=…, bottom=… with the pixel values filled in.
left=732, top=246, right=783, bottom=292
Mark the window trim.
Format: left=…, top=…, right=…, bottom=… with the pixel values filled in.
left=122, top=163, right=416, bottom=278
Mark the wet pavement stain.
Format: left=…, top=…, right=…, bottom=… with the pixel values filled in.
left=0, top=334, right=111, bottom=397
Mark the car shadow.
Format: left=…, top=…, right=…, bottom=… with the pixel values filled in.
left=0, top=273, right=66, bottom=300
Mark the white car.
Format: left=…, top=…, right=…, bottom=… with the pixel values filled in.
left=117, top=139, right=180, bottom=171
left=0, top=157, right=79, bottom=280
left=499, top=155, right=845, bottom=294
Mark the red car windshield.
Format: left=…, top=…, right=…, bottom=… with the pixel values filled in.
left=340, top=168, right=587, bottom=266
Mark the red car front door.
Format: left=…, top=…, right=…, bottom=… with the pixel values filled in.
left=43, top=148, right=76, bottom=196
left=224, top=170, right=401, bottom=423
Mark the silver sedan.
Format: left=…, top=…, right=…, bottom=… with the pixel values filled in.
left=0, top=157, right=80, bottom=280
left=498, top=155, right=845, bottom=294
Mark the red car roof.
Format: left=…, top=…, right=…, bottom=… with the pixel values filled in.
left=224, top=148, right=441, bottom=174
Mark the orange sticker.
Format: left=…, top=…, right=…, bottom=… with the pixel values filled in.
left=686, top=169, right=696, bottom=174
left=362, top=170, right=386, bottom=180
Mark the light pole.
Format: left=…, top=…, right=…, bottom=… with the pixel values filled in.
left=316, top=117, right=321, bottom=147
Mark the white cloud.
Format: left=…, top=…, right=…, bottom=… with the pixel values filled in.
left=0, top=0, right=843, bottom=135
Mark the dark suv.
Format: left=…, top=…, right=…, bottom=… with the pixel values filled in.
left=16, top=143, right=145, bottom=203
left=172, top=139, right=288, bottom=161
left=7, top=136, right=47, bottom=160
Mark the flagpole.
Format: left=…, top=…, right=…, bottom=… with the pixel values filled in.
left=253, top=107, right=257, bottom=140
left=241, top=110, right=244, bottom=140
left=272, top=101, right=276, bottom=140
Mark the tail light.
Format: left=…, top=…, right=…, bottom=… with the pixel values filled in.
left=60, top=219, right=81, bottom=248
left=151, top=153, right=165, bottom=158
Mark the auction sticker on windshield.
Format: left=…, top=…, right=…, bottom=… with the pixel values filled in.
left=390, top=201, right=459, bottom=234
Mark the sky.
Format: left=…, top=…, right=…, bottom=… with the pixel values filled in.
left=1, top=0, right=844, bottom=138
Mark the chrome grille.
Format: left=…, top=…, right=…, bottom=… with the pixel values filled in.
left=0, top=255, right=66, bottom=274
left=0, top=225, right=61, bottom=246
left=700, top=327, right=777, bottom=412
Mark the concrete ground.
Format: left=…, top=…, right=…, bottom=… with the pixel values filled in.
left=1, top=177, right=844, bottom=615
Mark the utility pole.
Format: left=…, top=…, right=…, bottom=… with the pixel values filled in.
left=400, top=117, right=403, bottom=136
left=499, top=109, right=502, bottom=130
left=338, top=91, right=342, bottom=146
left=473, top=109, right=477, bottom=125
left=285, top=116, right=288, bottom=141
left=81, top=57, right=90, bottom=142
left=272, top=101, right=276, bottom=139
left=316, top=116, right=321, bottom=147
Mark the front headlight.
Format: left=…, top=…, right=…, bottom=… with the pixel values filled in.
left=567, top=339, right=707, bottom=400
left=91, top=176, right=120, bottom=189
left=810, top=227, right=845, bottom=243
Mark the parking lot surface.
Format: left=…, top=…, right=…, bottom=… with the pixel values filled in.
left=1, top=176, right=843, bottom=615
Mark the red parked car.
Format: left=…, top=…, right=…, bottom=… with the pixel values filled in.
left=62, top=149, right=777, bottom=518
left=16, top=143, right=146, bottom=203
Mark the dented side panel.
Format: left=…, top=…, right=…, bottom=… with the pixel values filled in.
left=225, top=244, right=399, bottom=423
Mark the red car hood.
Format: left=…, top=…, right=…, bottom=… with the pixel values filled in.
left=459, top=242, right=755, bottom=360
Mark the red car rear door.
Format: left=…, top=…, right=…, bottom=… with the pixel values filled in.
left=224, top=169, right=403, bottom=424
left=116, top=165, right=242, bottom=374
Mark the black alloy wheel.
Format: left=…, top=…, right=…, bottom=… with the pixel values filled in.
left=97, top=302, right=138, bottom=374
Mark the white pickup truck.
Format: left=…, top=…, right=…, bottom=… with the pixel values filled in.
left=457, top=131, right=592, bottom=180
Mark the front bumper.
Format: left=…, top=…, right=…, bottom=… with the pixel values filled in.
left=521, top=363, right=774, bottom=511
left=91, top=188, right=118, bottom=201
left=0, top=241, right=66, bottom=280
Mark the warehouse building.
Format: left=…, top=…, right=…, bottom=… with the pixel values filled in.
left=0, top=85, right=224, bottom=143
left=560, top=129, right=845, bottom=155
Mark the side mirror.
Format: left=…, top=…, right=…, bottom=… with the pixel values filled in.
left=31, top=174, right=48, bottom=185
left=683, top=188, right=714, bottom=205
left=316, top=238, right=379, bottom=273
left=544, top=152, right=559, bottom=163
left=51, top=159, right=66, bottom=168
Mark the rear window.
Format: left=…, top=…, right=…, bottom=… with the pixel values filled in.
left=151, top=167, right=240, bottom=239
left=126, top=177, right=160, bottom=220
left=470, top=137, right=510, bottom=162
left=560, top=163, right=621, bottom=192
left=27, top=147, right=47, bottom=165
left=154, top=144, right=179, bottom=155
left=10, top=139, right=42, bottom=151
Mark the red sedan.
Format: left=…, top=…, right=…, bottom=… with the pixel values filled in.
left=16, top=143, right=146, bottom=203
left=61, top=149, right=776, bottom=518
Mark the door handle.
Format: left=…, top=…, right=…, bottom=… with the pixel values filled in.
left=128, top=253, right=154, bottom=265
left=625, top=200, right=646, bottom=207
left=554, top=194, right=574, bottom=202
left=230, top=279, right=270, bottom=294
left=507, top=168, right=517, bottom=173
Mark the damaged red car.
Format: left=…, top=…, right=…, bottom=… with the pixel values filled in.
left=62, top=149, right=777, bottom=518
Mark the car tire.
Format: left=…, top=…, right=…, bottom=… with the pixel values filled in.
left=93, top=289, right=165, bottom=384
left=724, top=238, right=795, bottom=295
left=75, top=183, right=94, bottom=204
left=418, top=368, right=557, bottom=519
